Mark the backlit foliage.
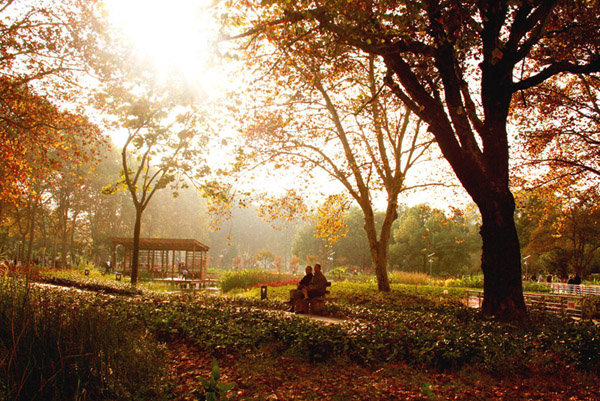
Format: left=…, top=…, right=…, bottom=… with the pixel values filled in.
left=256, top=189, right=310, bottom=230
left=512, top=73, right=600, bottom=193
left=313, top=194, right=351, bottom=247
left=0, top=0, right=108, bottom=207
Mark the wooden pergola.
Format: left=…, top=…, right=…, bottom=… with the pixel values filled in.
left=109, top=238, right=209, bottom=280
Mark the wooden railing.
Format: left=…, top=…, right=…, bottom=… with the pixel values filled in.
left=465, top=290, right=584, bottom=318
left=547, top=283, right=600, bottom=296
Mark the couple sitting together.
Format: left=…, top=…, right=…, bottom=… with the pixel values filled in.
left=287, top=263, right=329, bottom=313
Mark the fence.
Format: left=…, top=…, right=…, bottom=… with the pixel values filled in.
left=547, top=283, right=600, bottom=296
left=466, top=290, right=584, bottom=318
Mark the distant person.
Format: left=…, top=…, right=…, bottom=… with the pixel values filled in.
left=567, top=275, right=576, bottom=294
left=302, top=263, right=329, bottom=300
left=287, top=266, right=313, bottom=312
left=573, top=273, right=582, bottom=294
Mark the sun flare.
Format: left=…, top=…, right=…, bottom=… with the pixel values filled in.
left=104, top=0, right=219, bottom=95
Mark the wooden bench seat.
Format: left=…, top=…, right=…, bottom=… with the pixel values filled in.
left=294, top=293, right=337, bottom=315
left=307, top=296, right=338, bottom=314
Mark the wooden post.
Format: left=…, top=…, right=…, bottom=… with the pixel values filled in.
left=171, top=249, right=176, bottom=278
left=191, top=247, right=196, bottom=279
left=150, top=250, right=155, bottom=276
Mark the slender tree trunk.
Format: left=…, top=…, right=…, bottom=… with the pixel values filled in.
left=50, top=231, right=58, bottom=268
left=130, top=207, right=143, bottom=287
left=478, top=191, right=527, bottom=321
left=362, top=202, right=396, bottom=292
left=69, top=210, right=80, bottom=266
left=60, top=195, right=70, bottom=267
left=370, top=241, right=390, bottom=292
left=26, top=203, right=36, bottom=265
left=39, top=215, right=48, bottom=267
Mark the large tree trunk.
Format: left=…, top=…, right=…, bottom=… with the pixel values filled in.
left=477, top=189, right=527, bottom=321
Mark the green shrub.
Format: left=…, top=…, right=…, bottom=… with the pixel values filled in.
left=442, top=275, right=484, bottom=288
left=522, top=281, right=552, bottom=293
left=37, top=268, right=141, bottom=295
left=582, top=295, right=600, bottom=319
left=234, top=281, right=467, bottom=311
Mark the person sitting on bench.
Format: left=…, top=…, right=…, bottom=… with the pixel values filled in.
left=287, top=266, right=313, bottom=312
left=302, top=263, right=328, bottom=300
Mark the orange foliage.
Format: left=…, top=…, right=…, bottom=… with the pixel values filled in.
left=1, top=0, right=108, bottom=207
left=0, top=77, right=102, bottom=206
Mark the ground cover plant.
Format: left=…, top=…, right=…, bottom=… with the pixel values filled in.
left=1, top=272, right=598, bottom=400
left=0, top=275, right=167, bottom=401
left=36, top=267, right=180, bottom=294
left=37, top=267, right=142, bottom=295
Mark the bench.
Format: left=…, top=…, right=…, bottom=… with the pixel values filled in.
left=294, top=282, right=334, bottom=315
left=308, top=295, right=338, bottom=314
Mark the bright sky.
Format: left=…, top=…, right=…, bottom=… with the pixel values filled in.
left=102, top=0, right=232, bottom=145
left=100, top=0, right=467, bottom=211
left=104, top=0, right=214, bottom=82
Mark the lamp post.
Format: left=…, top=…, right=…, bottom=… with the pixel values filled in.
left=523, top=255, right=531, bottom=280
left=427, top=253, right=435, bottom=284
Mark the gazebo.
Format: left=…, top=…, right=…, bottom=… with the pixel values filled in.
left=108, top=237, right=209, bottom=281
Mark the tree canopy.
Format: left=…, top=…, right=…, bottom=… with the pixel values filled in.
left=0, top=0, right=109, bottom=208
left=230, top=21, right=441, bottom=291
left=226, top=0, right=600, bottom=320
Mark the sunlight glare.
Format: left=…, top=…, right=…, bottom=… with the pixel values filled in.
left=104, top=0, right=218, bottom=95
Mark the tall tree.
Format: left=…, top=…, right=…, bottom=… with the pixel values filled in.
left=523, top=189, right=600, bottom=278
left=227, top=0, right=600, bottom=320
left=291, top=207, right=381, bottom=270
left=100, top=80, right=210, bottom=286
left=236, top=47, right=435, bottom=291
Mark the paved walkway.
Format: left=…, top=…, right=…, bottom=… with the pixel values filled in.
left=300, top=313, right=345, bottom=324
